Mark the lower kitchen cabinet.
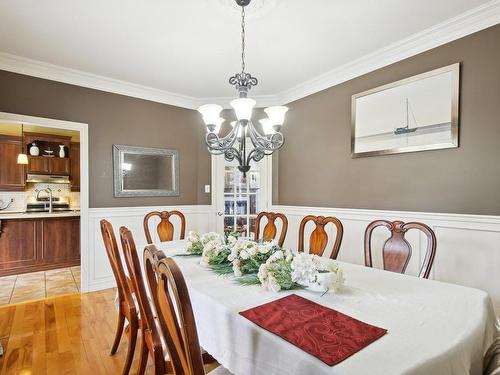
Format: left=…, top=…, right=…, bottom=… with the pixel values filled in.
left=0, top=216, right=80, bottom=276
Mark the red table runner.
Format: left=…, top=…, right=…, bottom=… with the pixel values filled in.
left=239, top=294, right=387, bottom=366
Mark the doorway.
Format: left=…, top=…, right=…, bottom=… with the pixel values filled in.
left=0, top=112, right=89, bottom=303
left=212, top=141, right=272, bottom=237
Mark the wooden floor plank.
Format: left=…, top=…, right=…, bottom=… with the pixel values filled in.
left=0, top=288, right=222, bottom=375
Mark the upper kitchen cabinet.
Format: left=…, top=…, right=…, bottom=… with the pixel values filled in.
left=70, top=142, right=80, bottom=192
left=24, top=132, right=71, bottom=175
left=0, top=135, right=25, bottom=191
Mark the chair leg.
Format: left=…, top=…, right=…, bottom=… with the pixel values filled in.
left=136, top=334, right=149, bottom=375
left=110, top=310, right=126, bottom=355
left=153, top=347, right=166, bottom=375
left=121, top=318, right=138, bottom=375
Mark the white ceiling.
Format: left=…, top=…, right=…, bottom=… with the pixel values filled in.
left=0, top=0, right=498, bottom=107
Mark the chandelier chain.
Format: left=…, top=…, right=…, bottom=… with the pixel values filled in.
left=241, top=5, right=246, bottom=73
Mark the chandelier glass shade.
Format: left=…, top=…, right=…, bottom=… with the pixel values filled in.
left=197, top=0, right=288, bottom=176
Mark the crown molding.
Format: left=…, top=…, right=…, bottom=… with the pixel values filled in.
left=0, top=52, right=201, bottom=109
left=275, top=0, right=500, bottom=105
left=0, top=1, right=498, bottom=109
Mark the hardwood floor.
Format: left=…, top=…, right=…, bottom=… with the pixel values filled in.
left=0, top=288, right=220, bottom=374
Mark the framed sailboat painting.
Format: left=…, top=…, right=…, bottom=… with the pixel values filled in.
left=351, top=63, right=460, bottom=158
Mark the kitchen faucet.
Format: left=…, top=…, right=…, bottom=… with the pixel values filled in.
left=36, top=188, right=53, bottom=213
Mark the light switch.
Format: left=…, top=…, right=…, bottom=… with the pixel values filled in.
left=204, top=185, right=211, bottom=193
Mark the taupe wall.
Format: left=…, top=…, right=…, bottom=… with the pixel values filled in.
left=275, top=25, right=500, bottom=215
left=0, top=71, right=211, bottom=207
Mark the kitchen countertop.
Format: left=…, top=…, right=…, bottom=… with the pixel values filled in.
left=0, top=210, right=81, bottom=219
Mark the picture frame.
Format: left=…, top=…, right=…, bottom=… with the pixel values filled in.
left=351, top=63, right=460, bottom=158
left=113, top=144, right=179, bottom=197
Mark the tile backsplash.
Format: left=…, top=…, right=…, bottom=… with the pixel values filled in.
left=0, top=184, right=80, bottom=211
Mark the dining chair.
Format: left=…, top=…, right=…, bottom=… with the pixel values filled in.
left=254, top=211, right=288, bottom=246
left=483, top=338, right=500, bottom=375
left=119, top=226, right=167, bottom=375
left=100, top=220, right=139, bottom=375
left=144, top=210, right=186, bottom=244
left=298, top=215, right=344, bottom=259
left=145, top=246, right=232, bottom=375
left=364, top=220, right=437, bottom=279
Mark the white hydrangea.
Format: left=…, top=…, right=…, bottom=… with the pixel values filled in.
left=257, top=240, right=277, bottom=254
left=200, top=232, right=223, bottom=245
left=290, top=253, right=319, bottom=285
left=267, top=275, right=281, bottom=293
left=290, top=253, right=344, bottom=293
left=187, top=230, right=200, bottom=243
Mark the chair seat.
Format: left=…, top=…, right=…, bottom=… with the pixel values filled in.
left=208, top=365, right=233, bottom=375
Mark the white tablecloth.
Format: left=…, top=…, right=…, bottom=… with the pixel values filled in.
left=158, top=240, right=499, bottom=375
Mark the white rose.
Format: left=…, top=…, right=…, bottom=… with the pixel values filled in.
left=240, top=249, right=250, bottom=260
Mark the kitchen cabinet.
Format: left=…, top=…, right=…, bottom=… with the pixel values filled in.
left=27, top=156, right=70, bottom=175
left=0, top=135, right=25, bottom=191
left=28, top=156, right=49, bottom=173
left=49, top=157, right=71, bottom=174
left=70, top=142, right=80, bottom=191
left=25, top=132, right=72, bottom=175
left=0, top=216, right=80, bottom=276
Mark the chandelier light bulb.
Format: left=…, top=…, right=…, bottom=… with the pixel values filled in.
left=264, top=106, right=289, bottom=127
left=259, top=118, right=274, bottom=135
left=230, top=98, right=256, bottom=121
left=197, top=104, right=223, bottom=126
left=213, top=117, right=224, bottom=134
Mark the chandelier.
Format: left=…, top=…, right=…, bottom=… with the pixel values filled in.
left=197, top=0, right=288, bottom=176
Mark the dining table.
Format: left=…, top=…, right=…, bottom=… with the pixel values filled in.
left=157, top=239, right=499, bottom=375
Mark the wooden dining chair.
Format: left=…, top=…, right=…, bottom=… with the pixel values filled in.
left=119, top=227, right=167, bottom=375
left=100, top=220, right=139, bottom=375
left=254, top=211, right=288, bottom=246
left=144, top=210, right=186, bottom=244
left=145, top=246, right=232, bottom=375
left=364, top=220, right=437, bottom=279
left=298, top=215, right=344, bottom=259
left=484, top=338, right=500, bottom=375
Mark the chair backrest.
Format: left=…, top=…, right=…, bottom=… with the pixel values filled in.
left=145, top=247, right=205, bottom=375
left=100, top=220, right=135, bottom=310
left=254, top=211, right=288, bottom=246
left=119, top=227, right=164, bottom=352
left=298, top=215, right=344, bottom=259
left=364, top=220, right=437, bottom=279
left=144, top=210, right=186, bottom=244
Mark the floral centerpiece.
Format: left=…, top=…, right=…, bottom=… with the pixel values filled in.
left=185, top=231, right=345, bottom=294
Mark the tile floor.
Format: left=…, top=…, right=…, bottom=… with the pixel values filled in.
left=0, top=266, right=80, bottom=305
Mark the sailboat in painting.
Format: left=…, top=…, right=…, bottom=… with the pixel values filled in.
left=394, top=98, right=418, bottom=135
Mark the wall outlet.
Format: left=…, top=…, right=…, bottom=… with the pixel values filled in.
left=204, top=185, right=211, bottom=193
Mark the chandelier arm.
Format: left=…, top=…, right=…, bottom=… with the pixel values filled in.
left=205, top=122, right=240, bottom=152
left=246, top=148, right=266, bottom=165
left=224, top=147, right=243, bottom=165
left=248, top=122, right=285, bottom=152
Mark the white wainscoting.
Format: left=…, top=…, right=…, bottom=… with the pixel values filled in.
left=84, top=205, right=215, bottom=292
left=271, top=205, right=500, bottom=315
